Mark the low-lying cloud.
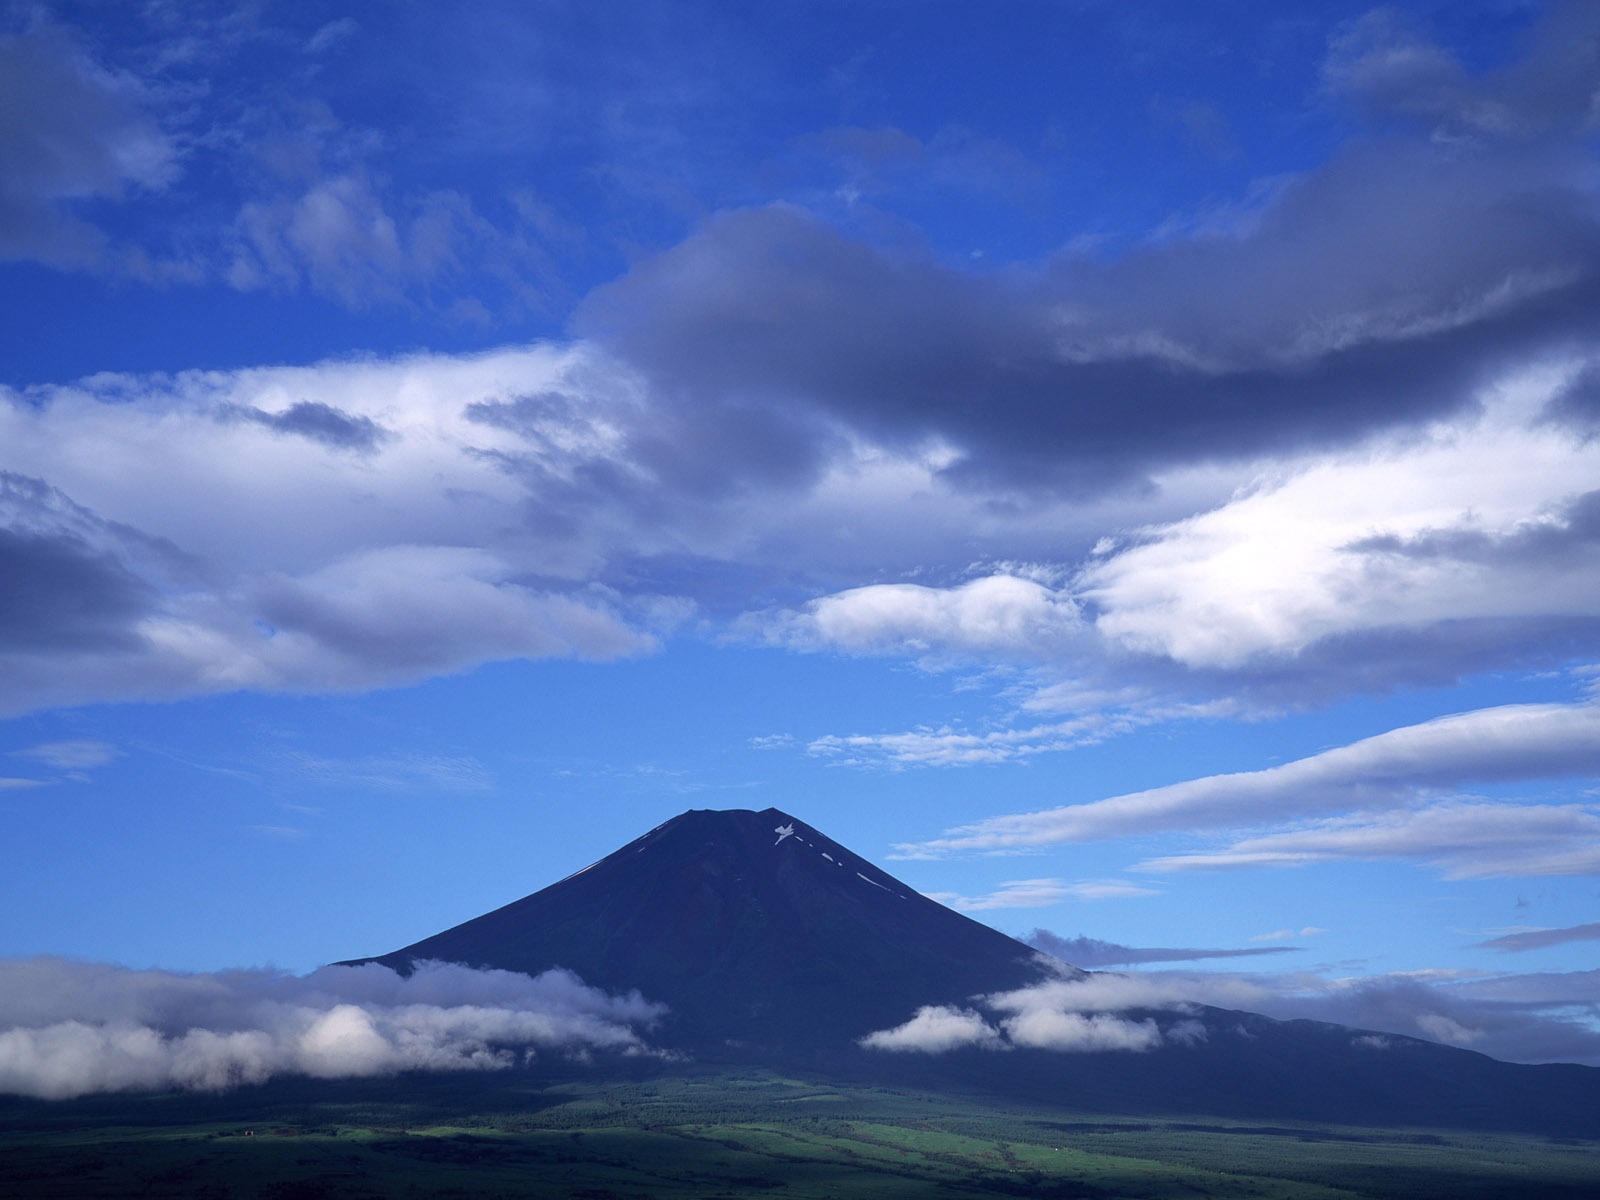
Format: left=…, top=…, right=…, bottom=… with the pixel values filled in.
left=860, top=973, right=1191, bottom=1056
left=859, top=960, right=1600, bottom=1067
left=0, top=958, right=666, bottom=1100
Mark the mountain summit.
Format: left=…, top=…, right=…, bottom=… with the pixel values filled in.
left=352, top=807, right=1059, bottom=1050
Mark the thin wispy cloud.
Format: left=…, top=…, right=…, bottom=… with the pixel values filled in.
left=11, top=740, right=119, bottom=770
left=923, top=878, right=1157, bottom=912
left=1474, top=923, right=1600, bottom=953
left=275, top=749, right=497, bottom=794
left=1139, top=801, right=1600, bottom=879
left=897, top=702, right=1600, bottom=856
left=1026, top=930, right=1300, bottom=967
left=1251, top=927, right=1327, bottom=943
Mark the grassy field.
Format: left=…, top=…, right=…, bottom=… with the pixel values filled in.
left=2, top=1067, right=1596, bottom=1198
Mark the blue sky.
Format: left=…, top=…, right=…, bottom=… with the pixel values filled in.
left=2, top=0, right=1599, bottom=1083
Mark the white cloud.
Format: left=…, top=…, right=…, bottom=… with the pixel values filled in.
left=1251, top=927, right=1326, bottom=942
left=860, top=974, right=1204, bottom=1056
left=858, top=1005, right=1005, bottom=1053
left=228, top=173, right=474, bottom=308
left=898, top=701, right=1600, bottom=854
left=8, top=340, right=1173, bottom=719
left=750, top=356, right=1600, bottom=730
left=0, top=345, right=666, bottom=714
left=7, top=304, right=1600, bottom=734
left=924, top=878, right=1156, bottom=911
left=272, top=749, right=496, bottom=793
left=807, top=712, right=1138, bottom=769
left=1141, top=800, right=1600, bottom=879
left=998, top=1008, right=1161, bottom=1052
left=779, top=573, right=1083, bottom=662
left=305, top=18, right=359, bottom=56
left=862, top=965, right=1600, bottom=1066
left=985, top=973, right=1216, bottom=1016
left=0, top=958, right=666, bottom=1100
left=803, top=690, right=1239, bottom=770
left=1080, top=366, right=1600, bottom=671
left=11, top=740, right=118, bottom=770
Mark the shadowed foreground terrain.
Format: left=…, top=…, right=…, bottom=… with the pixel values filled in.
left=3, top=1066, right=1596, bottom=1200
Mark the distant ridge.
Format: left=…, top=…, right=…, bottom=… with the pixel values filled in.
left=346, top=807, right=1600, bottom=1135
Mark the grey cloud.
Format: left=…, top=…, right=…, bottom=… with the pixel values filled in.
left=1545, top=361, right=1600, bottom=434
left=1326, top=4, right=1600, bottom=140
left=231, top=400, right=390, bottom=452
left=0, top=957, right=666, bottom=1100
left=468, top=378, right=837, bottom=519
left=1349, top=489, right=1600, bottom=568
left=1249, top=972, right=1600, bottom=1067
left=1026, top=930, right=1298, bottom=968
left=252, top=556, right=652, bottom=679
left=0, top=525, right=152, bottom=652
left=578, top=108, right=1600, bottom=499
left=1475, top=923, right=1600, bottom=954
left=1, top=353, right=680, bottom=717
left=0, top=481, right=652, bottom=717
left=0, top=21, right=175, bottom=266
left=1182, top=616, right=1600, bottom=708
left=0, top=472, right=163, bottom=653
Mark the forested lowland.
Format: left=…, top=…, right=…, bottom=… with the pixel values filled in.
left=4, top=1065, right=1596, bottom=1199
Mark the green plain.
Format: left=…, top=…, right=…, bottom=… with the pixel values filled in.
left=2, top=1068, right=1595, bottom=1199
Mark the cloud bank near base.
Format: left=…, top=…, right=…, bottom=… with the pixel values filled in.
left=860, top=961, right=1600, bottom=1067
left=860, top=974, right=1192, bottom=1055
left=0, top=958, right=665, bottom=1100
left=1027, top=930, right=1600, bottom=1067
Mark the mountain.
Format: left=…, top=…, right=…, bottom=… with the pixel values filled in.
left=350, top=807, right=1062, bottom=1049
left=347, top=807, right=1599, bottom=1135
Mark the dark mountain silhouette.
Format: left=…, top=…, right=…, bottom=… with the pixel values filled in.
left=351, top=807, right=1062, bottom=1048
left=346, top=807, right=1599, bottom=1135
